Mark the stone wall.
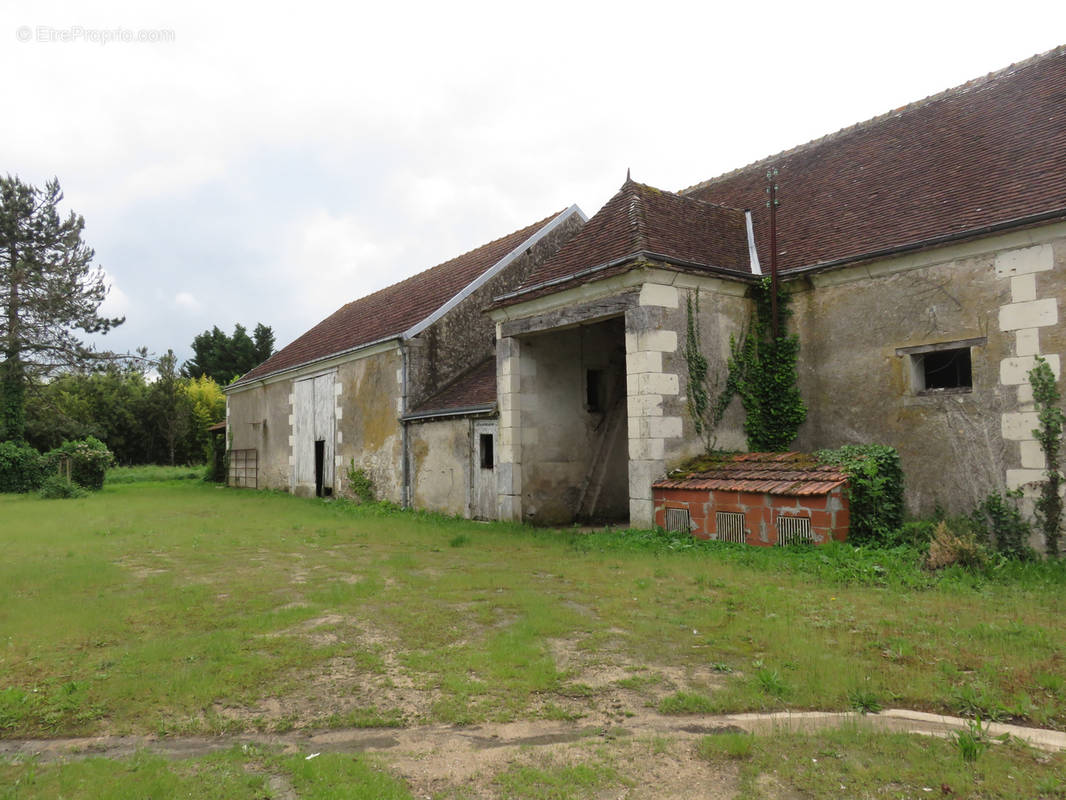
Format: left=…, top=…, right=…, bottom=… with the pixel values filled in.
left=407, top=212, right=584, bottom=408
left=225, top=378, right=293, bottom=490
left=409, top=417, right=471, bottom=517
left=789, top=224, right=1066, bottom=519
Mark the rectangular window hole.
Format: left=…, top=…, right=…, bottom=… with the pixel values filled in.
left=664, top=507, right=691, bottom=533
left=479, top=433, right=494, bottom=470
left=715, top=511, right=746, bottom=543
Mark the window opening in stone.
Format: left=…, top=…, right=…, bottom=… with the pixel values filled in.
left=479, top=433, right=494, bottom=470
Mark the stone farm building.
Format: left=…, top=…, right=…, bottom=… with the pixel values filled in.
left=226, top=46, right=1066, bottom=542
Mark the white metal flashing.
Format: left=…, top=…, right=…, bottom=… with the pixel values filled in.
left=401, top=205, right=587, bottom=340
left=745, top=210, right=762, bottom=275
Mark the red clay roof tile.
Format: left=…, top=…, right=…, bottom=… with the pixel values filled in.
left=493, top=180, right=750, bottom=308
left=683, top=46, right=1066, bottom=272
left=233, top=212, right=564, bottom=386
left=408, top=358, right=497, bottom=417
left=653, top=452, right=847, bottom=496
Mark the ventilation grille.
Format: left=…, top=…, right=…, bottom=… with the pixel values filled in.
left=776, top=515, right=812, bottom=545
left=664, top=507, right=691, bottom=533
left=715, top=511, right=746, bottom=543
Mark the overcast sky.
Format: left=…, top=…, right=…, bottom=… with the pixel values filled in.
left=4, top=0, right=1065, bottom=369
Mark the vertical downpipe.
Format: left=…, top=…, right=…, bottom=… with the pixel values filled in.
left=400, top=340, right=410, bottom=508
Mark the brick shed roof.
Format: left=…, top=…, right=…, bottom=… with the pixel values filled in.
left=683, top=45, right=1066, bottom=273
left=404, top=358, right=497, bottom=420
left=654, top=452, right=847, bottom=496
left=232, top=210, right=569, bottom=387
left=492, top=179, right=751, bottom=308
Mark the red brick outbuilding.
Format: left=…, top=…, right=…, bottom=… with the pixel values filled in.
left=652, top=452, right=849, bottom=545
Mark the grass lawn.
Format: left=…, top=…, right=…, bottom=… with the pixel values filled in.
left=1, top=478, right=1065, bottom=797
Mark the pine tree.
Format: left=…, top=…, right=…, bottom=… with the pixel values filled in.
left=0, top=176, right=123, bottom=442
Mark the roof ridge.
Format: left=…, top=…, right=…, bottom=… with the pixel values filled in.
left=679, top=43, right=1066, bottom=196
left=623, top=178, right=649, bottom=252
left=317, top=210, right=565, bottom=319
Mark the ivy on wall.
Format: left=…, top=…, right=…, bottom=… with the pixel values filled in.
left=1029, top=355, right=1063, bottom=557
left=729, top=277, right=807, bottom=452
left=682, top=291, right=736, bottom=452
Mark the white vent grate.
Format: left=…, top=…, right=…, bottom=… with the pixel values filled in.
left=664, top=507, right=691, bottom=533
left=715, top=511, right=746, bottom=543
left=776, top=515, right=812, bottom=545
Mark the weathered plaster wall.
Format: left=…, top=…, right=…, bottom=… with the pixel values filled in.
left=335, top=348, right=404, bottom=504
left=407, top=213, right=584, bottom=407
left=410, top=418, right=470, bottom=517
left=225, top=379, right=292, bottom=490
left=790, top=226, right=1066, bottom=520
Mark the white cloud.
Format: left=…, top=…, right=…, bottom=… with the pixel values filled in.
left=174, top=291, right=202, bottom=313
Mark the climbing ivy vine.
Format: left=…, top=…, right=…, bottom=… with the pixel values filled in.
left=682, top=291, right=735, bottom=452
left=728, top=276, right=806, bottom=452
left=1028, top=355, right=1063, bottom=557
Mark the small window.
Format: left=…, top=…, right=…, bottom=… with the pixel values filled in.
left=715, top=511, right=746, bottom=544
left=665, top=507, right=691, bottom=533
left=586, top=369, right=604, bottom=412
left=917, top=348, right=972, bottom=391
left=479, top=433, right=494, bottom=470
left=776, top=516, right=812, bottom=546
left=896, top=337, right=983, bottom=395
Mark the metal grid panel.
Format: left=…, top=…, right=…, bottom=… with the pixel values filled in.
left=715, top=511, right=746, bottom=543
left=229, top=449, right=258, bottom=489
left=664, top=507, right=691, bottom=533
left=776, top=515, right=812, bottom=545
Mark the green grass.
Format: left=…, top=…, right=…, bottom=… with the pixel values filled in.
left=106, top=464, right=205, bottom=483
left=2, top=480, right=1066, bottom=744
left=698, top=725, right=1066, bottom=798
left=0, top=746, right=413, bottom=800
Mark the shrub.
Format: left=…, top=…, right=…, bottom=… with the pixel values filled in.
left=0, top=441, right=47, bottom=493
left=38, top=474, right=88, bottom=499
left=971, top=490, right=1033, bottom=559
left=816, top=445, right=904, bottom=546
left=346, top=461, right=375, bottom=504
left=926, top=521, right=987, bottom=570
left=44, top=437, right=115, bottom=491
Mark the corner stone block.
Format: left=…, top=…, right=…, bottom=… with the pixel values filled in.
left=626, top=329, right=678, bottom=354
left=629, top=459, right=662, bottom=501
left=1001, top=411, right=1040, bottom=441
left=648, top=416, right=683, bottom=439
left=630, top=497, right=655, bottom=529
left=994, top=243, right=1053, bottom=278
left=1006, top=468, right=1046, bottom=490
left=498, top=372, right=520, bottom=395
left=628, top=394, right=664, bottom=417
left=638, top=283, right=680, bottom=308
left=629, top=437, right=665, bottom=462
left=1010, top=274, right=1037, bottom=303
left=1016, top=328, right=1040, bottom=357
left=636, top=372, right=680, bottom=396
left=1000, top=354, right=1061, bottom=385
left=496, top=462, right=521, bottom=495
left=999, top=298, right=1057, bottom=332
left=1020, top=440, right=1047, bottom=470
left=626, top=350, right=663, bottom=375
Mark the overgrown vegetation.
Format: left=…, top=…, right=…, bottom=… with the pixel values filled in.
left=682, top=290, right=735, bottom=452
left=816, top=444, right=904, bottom=546
left=1029, top=354, right=1064, bottom=556
left=728, top=276, right=807, bottom=451
left=0, top=436, right=114, bottom=494
left=346, top=461, right=375, bottom=504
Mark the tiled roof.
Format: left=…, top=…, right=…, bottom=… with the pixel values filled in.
left=406, top=358, right=497, bottom=418
left=683, top=46, right=1066, bottom=273
left=493, top=179, right=750, bottom=308
left=232, top=211, right=565, bottom=386
left=654, top=452, right=847, bottom=496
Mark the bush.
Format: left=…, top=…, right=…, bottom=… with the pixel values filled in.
left=816, top=445, right=904, bottom=546
left=44, top=437, right=115, bottom=491
left=926, top=520, right=987, bottom=570
left=0, top=441, right=47, bottom=493
left=972, top=491, right=1033, bottom=559
left=38, top=474, right=88, bottom=499
left=346, top=461, right=375, bottom=504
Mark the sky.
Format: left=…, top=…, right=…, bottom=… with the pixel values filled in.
left=4, top=0, right=1065, bottom=370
